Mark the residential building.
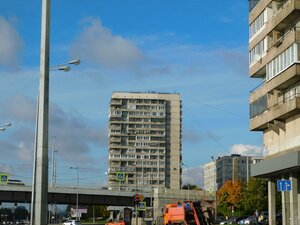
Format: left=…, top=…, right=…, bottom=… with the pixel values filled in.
left=204, top=154, right=263, bottom=190
left=108, top=92, right=182, bottom=191
left=203, top=161, right=216, bottom=192
left=249, top=0, right=300, bottom=224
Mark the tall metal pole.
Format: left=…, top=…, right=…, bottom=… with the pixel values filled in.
left=30, top=94, right=39, bottom=225
left=186, top=165, right=190, bottom=201
left=246, top=156, right=249, bottom=182
left=211, top=156, right=217, bottom=221
left=76, top=168, right=79, bottom=221
left=70, top=167, right=79, bottom=221
left=33, top=0, right=51, bottom=224
left=51, top=136, right=56, bottom=188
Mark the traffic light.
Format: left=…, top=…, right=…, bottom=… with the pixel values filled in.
left=135, top=193, right=140, bottom=204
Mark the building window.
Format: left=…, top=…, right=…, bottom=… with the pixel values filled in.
left=249, top=10, right=267, bottom=38
left=249, top=38, right=267, bottom=65
left=266, top=44, right=299, bottom=81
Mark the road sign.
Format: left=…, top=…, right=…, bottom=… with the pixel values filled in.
left=116, top=172, right=125, bottom=181
left=0, top=173, right=8, bottom=185
left=277, top=179, right=292, bottom=191
left=137, top=202, right=146, bottom=211
left=139, top=194, right=145, bottom=201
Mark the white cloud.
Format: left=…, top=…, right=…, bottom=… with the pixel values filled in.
left=17, top=142, right=32, bottom=161
left=70, top=17, right=144, bottom=69
left=0, top=95, right=36, bottom=123
left=230, top=144, right=263, bottom=156
left=182, top=165, right=204, bottom=188
left=0, top=16, right=23, bottom=68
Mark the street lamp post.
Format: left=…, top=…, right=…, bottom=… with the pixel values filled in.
left=32, top=0, right=51, bottom=224
left=211, top=156, right=218, bottom=221
left=31, top=56, right=80, bottom=225
left=70, top=167, right=79, bottom=221
left=32, top=0, right=81, bottom=222
left=51, top=136, right=58, bottom=188
left=0, top=123, right=12, bottom=131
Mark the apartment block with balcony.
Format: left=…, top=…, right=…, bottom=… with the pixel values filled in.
left=249, top=0, right=300, bottom=224
left=205, top=154, right=263, bottom=190
left=107, top=92, right=182, bottom=191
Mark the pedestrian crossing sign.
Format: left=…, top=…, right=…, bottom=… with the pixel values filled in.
left=0, top=173, right=8, bottom=185
left=138, top=202, right=146, bottom=211
left=116, top=172, right=125, bottom=181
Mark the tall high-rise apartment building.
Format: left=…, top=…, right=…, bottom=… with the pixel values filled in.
left=249, top=0, right=300, bottom=224
left=108, top=92, right=182, bottom=190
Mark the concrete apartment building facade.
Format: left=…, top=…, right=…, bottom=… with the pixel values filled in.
left=107, top=92, right=182, bottom=191
left=249, top=0, right=300, bottom=224
left=204, top=155, right=263, bottom=190
left=204, top=161, right=216, bottom=192
left=216, top=154, right=263, bottom=189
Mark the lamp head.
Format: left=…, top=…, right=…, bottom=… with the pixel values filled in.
left=68, top=59, right=81, bottom=65
left=58, top=66, right=71, bottom=72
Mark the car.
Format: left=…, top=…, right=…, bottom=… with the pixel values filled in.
left=238, top=215, right=257, bottom=224
left=234, top=215, right=249, bottom=224
left=215, top=216, right=225, bottom=224
left=63, top=220, right=81, bottom=225
left=244, top=215, right=257, bottom=224
left=219, top=217, right=238, bottom=224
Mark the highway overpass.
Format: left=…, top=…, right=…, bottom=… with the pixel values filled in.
left=0, top=185, right=151, bottom=206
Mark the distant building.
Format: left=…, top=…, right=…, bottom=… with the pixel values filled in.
left=107, top=92, right=182, bottom=190
left=249, top=0, right=300, bottom=223
left=204, top=154, right=263, bottom=190
left=203, top=161, right=216, bottom=192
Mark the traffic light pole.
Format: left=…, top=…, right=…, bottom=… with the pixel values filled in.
left=135, top=204, right=138, bottom=225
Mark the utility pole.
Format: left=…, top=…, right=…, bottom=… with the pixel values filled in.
left=31, top=0, right=50, bottom=224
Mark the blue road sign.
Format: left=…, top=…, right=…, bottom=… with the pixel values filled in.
left=116, top=172, right=125, bottom=181
left=0, top=173, right=8, bottom=185
left=138, top=202, right=146, bottom=211
left=277, top=179, right=292, bottom=191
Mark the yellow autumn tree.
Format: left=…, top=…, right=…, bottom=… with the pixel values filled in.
left=217, top=180, right=245, bottom=213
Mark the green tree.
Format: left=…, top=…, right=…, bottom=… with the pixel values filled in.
left=243, top=177, right=268, bottom=213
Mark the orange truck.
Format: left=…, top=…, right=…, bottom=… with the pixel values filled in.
left=105, top=219, right=125, bottom=225
left=163, top=201, right=212, bottom=225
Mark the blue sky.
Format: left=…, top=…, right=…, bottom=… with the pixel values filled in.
left=0, top=0, right=263, bottom=188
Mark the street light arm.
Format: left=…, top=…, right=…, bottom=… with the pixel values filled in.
left=50, top=59, right=80, bottom=71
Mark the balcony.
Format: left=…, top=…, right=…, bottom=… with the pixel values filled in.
left=110, top=99, right=122, bottom=105
left=250, top=29, right=300, bottom=78
left=249, top=0, right=300, bottom=51
left=250, top=64, right=300, bottom=103
left=250, top=93, right=300, bottom=131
